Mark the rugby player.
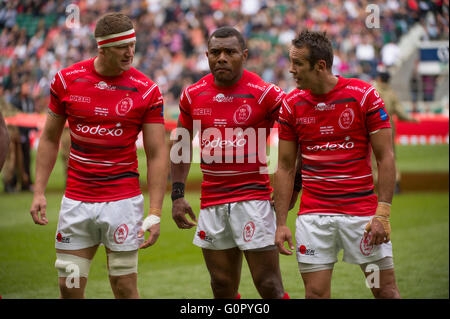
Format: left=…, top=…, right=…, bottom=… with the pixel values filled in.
left=171, top=27, right=289, bottom=299
left=275, top=30, right=401, bottom=299
left=29, top=13, right=168, bottom=298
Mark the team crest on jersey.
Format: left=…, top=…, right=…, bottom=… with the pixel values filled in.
left=233, top=104, right=252, bottom=124
left=116, top=97, right=133, bottom=116
left=114, top=224, right=129, bottom=244
left=243, top=221, right=256, bottom=242
left=338, top=107, right=355, bottom=129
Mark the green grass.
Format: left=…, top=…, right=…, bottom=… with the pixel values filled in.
left=2, top=144, right=447, bottom=192
left=395, top=144, right=449, bottom=172
left=0, top=191, right=448, bottom=299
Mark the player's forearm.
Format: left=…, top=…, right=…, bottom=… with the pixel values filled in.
left=376, top=153, right=396, bottom=204
left=34, top=136, right=60, bottom=195
left=274, top=166, right=295, bottom=226
left=147, top=145, right=169, bottom=210
left=170, top=133, right=193, bottom=184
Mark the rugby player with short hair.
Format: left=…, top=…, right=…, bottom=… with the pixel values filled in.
left=275, top=30, right=401, bottom=299
left=29, top=13, right=168, bottom=298
left=171, top=26, right=289, bottom=299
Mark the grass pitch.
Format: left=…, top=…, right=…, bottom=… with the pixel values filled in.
left=0, top=191, right=448, bottom=299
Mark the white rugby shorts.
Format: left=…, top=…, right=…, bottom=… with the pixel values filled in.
left=193, top=200, right=276, bottom=251
left=295, top=214, right=393, bottom=265
left=55, top=195, right=145, bottom=251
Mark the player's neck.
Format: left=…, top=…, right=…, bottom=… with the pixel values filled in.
left=213, top=69, right=244, bottom=88
left=310, top=74, right=339, bottom=96
left=94, top=56, right=124, bottom=77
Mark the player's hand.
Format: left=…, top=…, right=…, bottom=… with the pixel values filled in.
left=364, top=217, right=390, bottom=245
left=275, top=225, right=294, bottom=255
left=30, top=194, right=49, bottom=225
left=138, top=222, right=160, bottom=249
left=172, top=198, right=197, bottom=229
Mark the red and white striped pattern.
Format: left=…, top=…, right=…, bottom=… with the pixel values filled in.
left=96, top=29, right=136, bottom=48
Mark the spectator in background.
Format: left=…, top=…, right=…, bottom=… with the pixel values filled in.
left=1, top=0, right=447, bottom=122
left=0, top=85, right=21, bottom=191
left=381, top=40, right=400, bottom=67
left=0, top=110, right=9, bottom=172
left=10, top=82, right=34, bottom=191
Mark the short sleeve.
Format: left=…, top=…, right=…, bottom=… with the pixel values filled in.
left=143, top=84, right=164, bottom=124
left=178, top=88, right=193, bottom=130
left=364, top=87, right=391, bottom=134
left=260, top=84, right=286, bottom=123
left=48, top=71, right=67, bottom=115
left=278, top=98, right=297, bottom=141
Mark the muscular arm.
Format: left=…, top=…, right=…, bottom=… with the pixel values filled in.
left=170, top=120, right=193, bottom=184
left=138, top=122, right=169, bottom=249
left=288, top=145, right=302, bottom=210
left=370, top=128, right=395, bottom=204
left=142, top=122, right=169, bottom=212
left=366, top=128, right=396, bottom=245
left=0, top=111, right=9, bottom=171
left=30, top=109, right=66, bottom=225
left=170, top=120, right=197, bottom=229
left=274, top=139, right=298, bottom=255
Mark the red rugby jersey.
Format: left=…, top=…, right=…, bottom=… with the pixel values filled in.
left=278, top=76, right=391, bottom=216
left=49, top=58, right=164, bottom=202
left=179, top=70, right=285, bottom=208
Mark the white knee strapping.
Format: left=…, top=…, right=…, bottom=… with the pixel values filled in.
left=55, top=253, right=91, bottom=278
left=360, top=256, right=394, bottom=272
left=298, top=262, right=335, bottom=274
left=107, top=250, right=138, bottom=276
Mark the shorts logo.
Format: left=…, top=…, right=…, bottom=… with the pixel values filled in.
left=298, top=245, right=315, bottom=256
left=197, top=230, right=213, bottom=243
left=56, top=232, right=70, bottom=243
left=114, top=224, right=129, bottom=244
left=233, top=104, right=251, bottom=124
left=116, top=97, right=133, bottom=116
left=360, top=234, right=374, bottom=256
left=243, top=221, right=255, bottom=242
left=338, top=107, right=355, bottom=129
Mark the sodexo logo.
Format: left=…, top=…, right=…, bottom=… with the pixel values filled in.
left=306, top=140, right=355, bottom=152
left=75, top=123, right=124, bottom=137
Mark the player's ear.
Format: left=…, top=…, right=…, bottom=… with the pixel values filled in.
left=315, top=59, right=327, bottom=72
left=242, top=48, right=249, bottom=62
left=98, top=47, right=106, bottom=57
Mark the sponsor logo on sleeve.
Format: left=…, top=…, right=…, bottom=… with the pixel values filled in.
left=379, top=108, right=388, bottom=121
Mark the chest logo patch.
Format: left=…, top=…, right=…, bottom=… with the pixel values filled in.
left=233, top=104, right=252, bottom=125
left=338, top=108, right=355, bottom=129
left=116, top=97, right=133, bottom=116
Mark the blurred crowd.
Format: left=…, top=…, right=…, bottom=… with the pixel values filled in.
left=0, top=0, right=448, bottom=192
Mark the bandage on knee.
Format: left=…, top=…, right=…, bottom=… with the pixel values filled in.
left=298, top=262, right=335, bottom=273
left=55, top=253, right=91, bottom=278
left=360, top=256, right=394, bottom=271
left=107, top=250, right=138, bottom=276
